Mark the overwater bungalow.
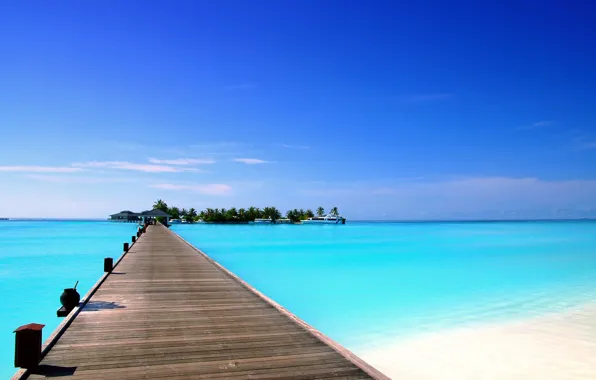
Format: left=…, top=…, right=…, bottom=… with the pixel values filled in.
left=139, top=209, right=171, bottom=225
left=109, top=210, right=141, bottom=222
left=109, top=209, right=172, bottom=225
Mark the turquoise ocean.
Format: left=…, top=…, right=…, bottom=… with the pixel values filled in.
left=0, top=221, right=138, bottom=379
left=2, top=220, right=596, bottom=378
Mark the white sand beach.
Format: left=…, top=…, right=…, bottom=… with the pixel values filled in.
left=361, top=303, right=596, bottom=380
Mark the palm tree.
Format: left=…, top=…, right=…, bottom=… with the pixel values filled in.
left=272, top=207, right=282, bottom=220
left=316, top=207, right=325, bottom=216
left=306, top=209, right=314, bottom=218
left=153, top=199, right=168, bottom=212
left=204, top=208, right=214, bottom=222
left=262, top=207, right=281, bottom=221
left=331, top=206, right=339, bottom=216
left=286, top=209, right=295, bottom=221
left=247, top=206, right=257, bottom=221
left=226, top=207, right=238, bottom=221
left=169, top=206, right=180, bottom=219
left=185, top=208, right=197, bottom=223
left=213, top=208, right=222, bottom=221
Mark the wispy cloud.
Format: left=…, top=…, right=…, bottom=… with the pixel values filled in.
left=0, top=166, right=82, bottom=173
left=223, top=83, right=257, bottom=91
left=281, top=144, right=310, bottom=150
left=293, top=176, right=596, bottom=220
left=188, top=141, right=243, bottom=150
left=368, top=176, right=596, bottom=203
left=72, top=161, right=200, bottom=173
left=233, top=158, right=268, bottom=164
left=109, top=141, right=151, bottom=151
left=24, top=174, right=136, bottom=183
left=577, top=140, right=596, bottom=150
left=150, top=183, right=232, bottom=195
left=533, top=120, right=554, bottom=127
left=401, top=93, right=455, bottom=103
left=299, top=188, right=357, bottom=197
left=570, top=131, right=596, bottom=150
left=518, top=120, right=555, bottom=130
left=148, top=158, right=216, bottom=165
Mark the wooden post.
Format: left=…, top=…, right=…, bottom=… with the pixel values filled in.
left=104, top=257, right=113, bottom=272
left=123, top=242, right=129, bottom=252
left=14, top=323, right=44, bottom=369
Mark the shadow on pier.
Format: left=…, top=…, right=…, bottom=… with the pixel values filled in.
left=30, top=364, right=77, bottom=377
left=82, top=300, right=126, bottom=312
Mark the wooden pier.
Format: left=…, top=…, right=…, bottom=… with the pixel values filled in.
left=13, top=224, right=388, bottom=379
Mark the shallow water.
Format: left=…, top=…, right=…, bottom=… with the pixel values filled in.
left=172, top=221, right=596, bottom=352
left=0, top=221, right=137, bottom=378
left=1, top=220, right=595, bottom=378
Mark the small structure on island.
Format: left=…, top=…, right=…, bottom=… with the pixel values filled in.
left=109, top=209, right=171, bottom=225
left=139, top=209, right=171, bottom=226
left=109, top=210, right=141, bottom=222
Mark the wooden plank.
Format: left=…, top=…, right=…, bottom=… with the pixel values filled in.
left=14, top=224, right=388, bottom=379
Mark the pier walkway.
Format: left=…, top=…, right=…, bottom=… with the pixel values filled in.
left=16, top=224, right=386, bottom=379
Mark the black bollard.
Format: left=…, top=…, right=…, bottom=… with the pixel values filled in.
left=132, top=235, right=136, bottom=243
left=104, top=257, right=113, bottom=272
left=14, top=323, right=44, bottom=369
left=123, top=242, right=129, bottom=252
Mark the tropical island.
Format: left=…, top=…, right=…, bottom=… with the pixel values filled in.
left=151, top=199, right=343, bottom=224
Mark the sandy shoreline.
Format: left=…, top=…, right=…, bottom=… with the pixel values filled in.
left=360, top=303, right=596, bottom=379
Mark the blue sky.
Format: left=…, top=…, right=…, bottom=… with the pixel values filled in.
left=1, top=0, right=596, bottom=219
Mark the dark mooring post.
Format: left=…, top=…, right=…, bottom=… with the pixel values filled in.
left=104, top=257, right=113, bottom=272
left=14, top=323, right=44, bottom=369
left=123, top=242, right=129, bottom=252
left=132, top=235, right=136, bottom=243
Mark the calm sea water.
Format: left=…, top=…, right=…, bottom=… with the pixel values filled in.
left=172, top=221, right=596, bottom=352
left=1, top=221, right=595, bottom=378
left=0, top=221, right=137, bottom=379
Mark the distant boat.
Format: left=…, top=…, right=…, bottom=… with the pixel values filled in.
left=169, top=219, right=182, bottom=224
left=302, top=213, right=345, bottom=224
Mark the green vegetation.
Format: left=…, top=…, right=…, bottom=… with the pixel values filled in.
left=285, top=209, right=314, bottom=223
left=152, top=199, right=169, bottom=224
left=153, top=200, right=339, bottom=224
left=200, top=206, right=282, bottom=222
left=153, top=199, right=168, bottom=212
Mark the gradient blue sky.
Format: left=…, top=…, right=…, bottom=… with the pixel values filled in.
left=1, top=0, right=596, bottom=219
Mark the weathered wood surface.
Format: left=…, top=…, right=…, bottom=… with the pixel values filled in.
left=20, top=224, right=387, bottom=379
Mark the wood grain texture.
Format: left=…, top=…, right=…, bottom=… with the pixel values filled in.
left=16, top=224, right=388, bottom=379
